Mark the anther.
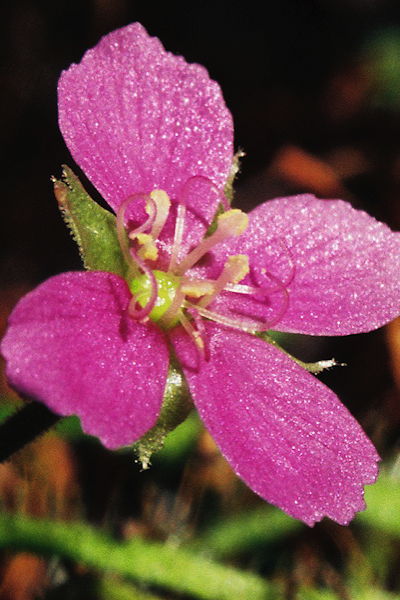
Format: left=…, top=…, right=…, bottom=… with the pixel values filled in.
left=175, top=209, right=249, bottom=276
left=135, top=233, right=159, bottom=261
left=149, top=190, right=171, bottom=240
left=181, top=279, right=215, bottom=298
left=217, top=209, right=248, bottom=236
left=199, top=254, right=249, bottom=308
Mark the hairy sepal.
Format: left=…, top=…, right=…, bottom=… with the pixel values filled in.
left=134, top=357, right=193, bottom=468
left=54, top=165, right=126, bottom=276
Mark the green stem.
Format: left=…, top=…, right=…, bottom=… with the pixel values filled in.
left=0, top=513, right=271, bottom=600
left=0, top=401, right=60, bottom=462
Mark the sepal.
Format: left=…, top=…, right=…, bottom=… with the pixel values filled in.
left=134, top=357, right=193, bottom=468
left=53, top=165, right=126, bottom=276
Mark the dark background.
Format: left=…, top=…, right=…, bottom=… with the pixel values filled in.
left=1, top=4, right=400, bottom=596
left=2, top=0, right=400, bottom=285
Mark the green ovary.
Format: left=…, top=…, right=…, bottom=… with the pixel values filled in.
left=129, top=270, right=181, bottom=325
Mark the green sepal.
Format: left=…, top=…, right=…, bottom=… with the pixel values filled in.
left=54, top=165, right=126, bottom=276
left=134, top=355, right=193, bottom=468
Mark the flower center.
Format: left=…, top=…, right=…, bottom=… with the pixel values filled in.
left=129, top=270, right=181, bottom=327
left=116, top=180, right=292, bottom=358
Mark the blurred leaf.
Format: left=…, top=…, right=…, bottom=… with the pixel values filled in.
left=0, top=513, right=272, bottom=600
left=0, top=401, right=17, bottom=421
left=190, top=506, right=302, bottom=558
left=98, top=576, right=164, bottom=600
left=357, top=472, right=400, bottom=537
left=54, top=165, right=126, bottom=275
left=364, top=28, right=400, bottom=110
left=154, top=411, right=201, bottom=464
left=55, top=415, right=87, bottom=440
left=296, top=589, right=339, bottom=600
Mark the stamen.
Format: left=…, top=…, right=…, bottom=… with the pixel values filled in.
left=175, top=209, right=249, bottom=275
left=261, top=271, right=290, bottom=329
left=224, top=283, right=263, bottom=294
left=256, top=240, right=295, bottom=292
left=135, top=233, right=159, bottom=261
left=184, top=301, right=264, bottom=334
left=116, top=193, right=152, bottom=275
left=186, top=307, right=210, bottom=361
left=217, top=209, right=248, bottom=236
left=168, top=202, right=186, bottom=272
left=149, top=189, right=171, bottom=240
left=128, top=196, right=157, bottom=238
left=181, top=279, right=215, bottom=298
left=199, top=255, right=249, bottom=308
left=178, top=310, right=206, bottom=361
left=278, top=240, right=295, bottom=288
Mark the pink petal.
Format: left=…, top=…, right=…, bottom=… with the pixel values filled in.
left=58, top=23, right=233, bottom=212
left=1, top=272, right=169, bottom=449
left=171, top=322, right=379, bottom=525
left=206, top=195, right=400, bottom=335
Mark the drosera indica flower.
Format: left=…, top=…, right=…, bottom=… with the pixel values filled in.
left=2, top=23, right=400, bottom=526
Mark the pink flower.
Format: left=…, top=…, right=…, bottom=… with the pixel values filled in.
left=2, top=23, right=400, bottom=525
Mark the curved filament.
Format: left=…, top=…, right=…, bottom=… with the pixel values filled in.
left=128, top=196, right=157, bottom=238
left=116, top=193, right=152, bottom=274
left=261, top=271, right=290, bottom=329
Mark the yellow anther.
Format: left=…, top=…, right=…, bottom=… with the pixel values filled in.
left=181, top=280, right=215, bottom=298
left=149, top=189, right=171, bottom=214
left=217, top=209, right=248, bottom=236
left=226, top=254, right=250, bottom=284
left=148, top=190, right=171, bottom=240
left=136, top=233, right=158, bottom=261
left=136, top=233, right=153, bottom=245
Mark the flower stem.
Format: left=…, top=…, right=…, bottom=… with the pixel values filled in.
left=0, top=401, right=60, bottom=462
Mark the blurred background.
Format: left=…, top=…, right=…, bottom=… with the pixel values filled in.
left=1, top=1, right=400, bottom=598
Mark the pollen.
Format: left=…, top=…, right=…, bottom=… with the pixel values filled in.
left=217, top=209, right=248, bottom=236
left=225, top=255, right=250, bottom=283
left=181, top=280, right=215, bottom=298
left=135, top=233, right=158, bottom=261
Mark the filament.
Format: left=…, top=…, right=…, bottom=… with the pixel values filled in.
left=178, top=310, right=206, bottom=361
left=184, top=301, right=264, bottom=333
left=168, top=202, right=186, bottom=272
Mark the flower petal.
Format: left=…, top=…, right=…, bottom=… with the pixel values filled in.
left=207, top=195, right=400, bottom=335
left=171, top=322, right=379, bottom=525
left=1, top=272, right=169, bottom=449
left=58, top=23, right=233, bottom=212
